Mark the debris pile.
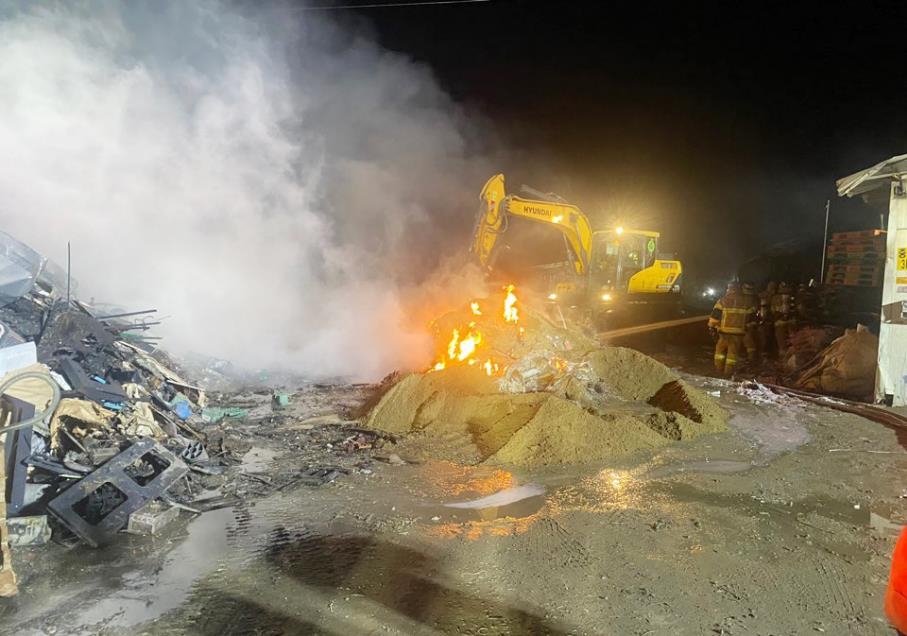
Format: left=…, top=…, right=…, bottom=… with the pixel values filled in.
left=781, top=326, right=843, bottom=373
left=0, top=231, right=394, bottom=596
left=366, top=290, right=728, bottom=468
left=428, top=287, right=597, bottom=377
left=0, top=295, right=393, bottom=547
left=793, top=324, right=878, bottom=400
left=0, top=286, right=218, bottom=554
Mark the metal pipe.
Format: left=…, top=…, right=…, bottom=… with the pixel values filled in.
left=96, top=309, right=158, bottom=320
left=820, top=199, right=830, bottom=284
left=112, top=321, right=163, bottom=332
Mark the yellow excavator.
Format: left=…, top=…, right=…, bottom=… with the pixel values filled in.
left=471, top=173, right=683, bottom=327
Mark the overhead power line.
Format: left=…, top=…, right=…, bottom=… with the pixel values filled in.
left=302, top=0, right=490, bottom=10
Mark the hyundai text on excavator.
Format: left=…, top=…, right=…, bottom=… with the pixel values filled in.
left=471, top=173, right=683, bottom=328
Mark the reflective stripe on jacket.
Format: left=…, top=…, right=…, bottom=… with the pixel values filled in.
left=709, top=293, right=754, bottom=335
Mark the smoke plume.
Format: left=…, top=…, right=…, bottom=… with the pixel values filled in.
left=0, top=1, right=492, bottom=380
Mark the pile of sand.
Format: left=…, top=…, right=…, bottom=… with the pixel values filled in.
left=587, top=347, right=726, bottom=432
left=365, top=347, right=727, bottom=468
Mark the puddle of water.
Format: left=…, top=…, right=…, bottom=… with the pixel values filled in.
left=654, top=481, right=868, bottom=526
left=68, top=507, right=233, bottom=631
left=728, top=407, right=811, bottom=461
left=443, top=484, right=545, bottom=510
left=646, top=459, right=754, bottom=479
left=429, top=494, right=546, bottom=523
left=651, top=481, right=873, bottom=562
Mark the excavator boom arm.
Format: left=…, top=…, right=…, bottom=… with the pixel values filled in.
left=471, top=174, right=593, bottom=275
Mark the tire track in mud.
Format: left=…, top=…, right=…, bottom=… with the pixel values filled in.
left=818, top=559, right=857, bottom=620
left=521, top=517, right=592, bottom=570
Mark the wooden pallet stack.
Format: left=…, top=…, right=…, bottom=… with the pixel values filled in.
left=825, top=229, right=886, bottom=287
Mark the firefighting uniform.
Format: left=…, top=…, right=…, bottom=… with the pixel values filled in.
left=770, top=284, right=796, bottom=355
left=740, top=283, right=760, bottom=363
left=709, top=291, right=755, bottom=376
left=757, top=283, right=776, bottom=357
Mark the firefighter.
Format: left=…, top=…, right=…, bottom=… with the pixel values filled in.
left=771, top=281, right=796, bottom=355
left=708, top=281, right=755, bottom=376
left=740, top=282, right=760, bottom=364
left=758, top=281, right=777, bottom=358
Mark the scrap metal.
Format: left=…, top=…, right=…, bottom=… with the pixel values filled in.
left=47, top=438, right=188, bottom=547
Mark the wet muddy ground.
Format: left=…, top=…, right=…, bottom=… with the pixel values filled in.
left=2, top=373, right=906, bottom=635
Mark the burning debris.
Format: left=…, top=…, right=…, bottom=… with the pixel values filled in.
left=431, top=285, right=525, bottom=376
left=366, top=287, right=728, bottom=468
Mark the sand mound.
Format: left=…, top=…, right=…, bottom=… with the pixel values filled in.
left=365, top=346, right=728, bottom=467
left=364, top=366, right=499, bottom=436
left=489, top=398, right=669, bottom=468
left=587, top=347, right=726, bottom=433
left=586, top=347, right=676, bottom=400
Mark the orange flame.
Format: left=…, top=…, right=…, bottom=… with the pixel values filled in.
left=430, top=286, right=520, bottom=377
left=503, top=284, right=519, bottom=323
left=447, top=328, right=460, bottom=359
left=456, top=325, right=481, bottom=361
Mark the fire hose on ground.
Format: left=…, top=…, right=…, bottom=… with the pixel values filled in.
left=0, top=370, right=61, bottom=433
left=763, top=382, right=907, bottom=431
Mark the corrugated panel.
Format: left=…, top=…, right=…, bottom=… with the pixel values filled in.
left=837, top=153, right=907, bottom=197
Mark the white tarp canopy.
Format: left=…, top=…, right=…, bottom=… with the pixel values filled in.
left=837, top=153, right=907, bottom=198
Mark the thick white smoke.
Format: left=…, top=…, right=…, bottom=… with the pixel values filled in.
left=0, top=1, right=491, bottom=380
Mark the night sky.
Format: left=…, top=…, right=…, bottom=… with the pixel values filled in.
left=336, top=0, right=906, bottom=283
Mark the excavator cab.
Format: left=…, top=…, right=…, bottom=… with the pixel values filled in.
left=590, top=229, right=660, bottom=291
left=589, top=228, right=682, bottom=327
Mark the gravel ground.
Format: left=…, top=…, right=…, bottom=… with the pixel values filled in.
left=1, top=377, right=904, bottom=635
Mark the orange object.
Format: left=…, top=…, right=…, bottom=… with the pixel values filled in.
left=886, top=527, right=907, bottom=634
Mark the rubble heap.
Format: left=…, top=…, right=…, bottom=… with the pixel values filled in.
left=793, top=324, right=878, bottom=400
left=0, top=289, right=226, bottom=548
left=0, top=232, right=297, bottom=572
left=366, top=291, right=728, bottom=468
